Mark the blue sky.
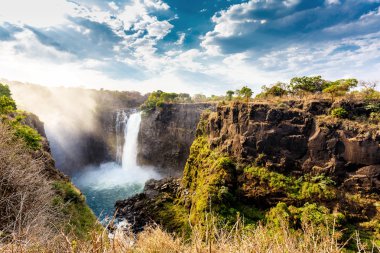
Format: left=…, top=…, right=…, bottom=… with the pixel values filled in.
left=0, top=0, right=379, bottom=94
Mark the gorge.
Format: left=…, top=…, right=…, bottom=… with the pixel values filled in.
left=2, top=81, right=380, bottom=251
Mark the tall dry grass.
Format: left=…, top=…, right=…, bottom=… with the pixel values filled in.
left=0, top=123, right=56, bottom=245
left=2, top=215, right=379, bottom=253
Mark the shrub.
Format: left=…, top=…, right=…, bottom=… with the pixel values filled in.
left=0, top=83, right=12, bottom=98
left=369, top=112, right=380, bottom=124
left=141, top=90, right=192, bottom=112
left=0, top=95, right=17, bottom=114
left=12, top=123, right=42, bottom=150
left=257, top=82, right=288, bottom=98
left=289, top=76, right=330, bottom=94
left=226, top=90, right=234, bottom=101
left=236, top=86, right=253, bottom=103
left=331, top=107, right=348, bottom=118
left=53, top=181, right=99, bottom=239
left=322, top=79, right=358, bottom=101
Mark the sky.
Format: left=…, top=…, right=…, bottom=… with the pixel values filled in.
left=0, top=0, right=379, bottom=95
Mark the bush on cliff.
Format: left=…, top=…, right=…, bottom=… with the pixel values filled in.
left=53, top=181, right=100, bottom=239
left=331, top=107, right=348, bottom=118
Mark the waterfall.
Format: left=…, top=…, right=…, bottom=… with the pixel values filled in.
left=121, top=112, right=141, bottom=169
left=73, top=110, right=159, bottom=219
left=115, top=110, right=127, bottom=164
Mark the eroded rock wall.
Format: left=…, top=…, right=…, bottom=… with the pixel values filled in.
left=206, top=101, right=380, bottom=191
left=138, top=103, right=216, bottom=177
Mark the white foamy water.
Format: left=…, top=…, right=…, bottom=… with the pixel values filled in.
left=73, top=111, right=160, bottom=219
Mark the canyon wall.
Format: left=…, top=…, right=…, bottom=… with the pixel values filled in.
left=116, top=99, right=380, bottom=235
left=207, top=100, right=380, bottom=189
left=137, top=103, right=216, bottom=177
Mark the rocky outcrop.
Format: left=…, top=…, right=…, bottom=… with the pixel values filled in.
left=207, top=101, right=380, bottom=184
left=115, top=178, right=180, bottom=232
left=138, top=103, right=216, bottom=177
left=116, top=100, right=380, bottom=234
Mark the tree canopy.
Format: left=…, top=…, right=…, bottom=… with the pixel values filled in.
left=236, top=86, right=253, bottom=103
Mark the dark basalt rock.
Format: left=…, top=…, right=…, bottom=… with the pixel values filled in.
left=115, top=178, right=180, bottom=232
left=206, top=102, right=380, bottom=184
left=116, top=100, right=380, bottom=232
left=137, top=103, right=216, bottom=177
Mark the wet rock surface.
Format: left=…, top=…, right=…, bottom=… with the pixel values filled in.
left=115, top=178, right=180, bottom=232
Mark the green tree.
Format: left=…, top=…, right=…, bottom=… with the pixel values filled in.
left=226, top=90, right=234, bottom=101
left=236, top=86, right=253, bottom=103
left=289, top=76, right=330, bottom=95
left=322, top=79, right=358, bottom=101
left=0, top=95, right=17, bottom=114
left=0, top=83, right=12, bottom=98
left=178, top=93, right=191, bottom=102
left=257, top=82, right=288, bottom=98
left=193, top=94, right=207, bottom=102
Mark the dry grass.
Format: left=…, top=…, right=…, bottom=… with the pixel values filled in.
left=2, top=215, right=379, bottom=253
left=0, top=123, right=56, bottom=244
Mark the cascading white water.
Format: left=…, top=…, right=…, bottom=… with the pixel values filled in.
left=121, top=112, right=141, bottom=169
left=73, top=109, right=160, bottom=219
left=115, top=111, right=127, bottom=164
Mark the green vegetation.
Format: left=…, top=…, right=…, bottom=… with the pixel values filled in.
left=0, top=83, right=42, bottom=149
left=257, top=82, right=288, bottom=98
left=53, top=181, right=99, bottom=239
left=322, top=79, right=358, bottom=101
left=226, top=90, right=234, bottom=101
left=0, top=83, right=16, bottom=114
left=0, top=83, right=12, bottom=98
left=235, top=86, right=253, bottom=103
left=243, top=166, right=337, bottom=203
left=289, top=75, right=331, bottom=94
left=141, top=90, right=192, bottom=112
left=182, top=135, right=236, bottom=225
left=331, top=107, right=348, bottom=118
left=267, top=202, right=344, bottom=229
left=0, top=95, right=17, bottom=114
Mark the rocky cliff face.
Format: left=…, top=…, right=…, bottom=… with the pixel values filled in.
left=116, top=99, right=380, bottom=238
left=207, top=100, right=380, bottom=192
left=137, top=103, right=216, bottom=177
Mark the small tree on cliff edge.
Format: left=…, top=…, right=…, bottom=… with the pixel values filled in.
left=226, top=90, right=234, bottom=101
left=236, top=86, right=253, bottom=103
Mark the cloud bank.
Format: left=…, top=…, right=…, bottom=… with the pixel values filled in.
left=0, top=0, right=379, bottom=94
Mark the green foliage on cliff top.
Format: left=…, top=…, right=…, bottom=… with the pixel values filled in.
left=0, top=83, right=12, bottom=98
left=141, top=90, right=192, bottom=112
left=53, top=181, right=99, bottom=239
left=243, top=167, right=337, bottom=203
left=0, top=83, right=42, bottom=150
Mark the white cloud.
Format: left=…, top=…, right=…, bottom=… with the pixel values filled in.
left=175, top=32, right=186, bottom=45
left=0, top=0, right=76, bottom=27
left=108, top=1, right=119, bottom=10
left=325, top=0, right=340, bottom=5
left=201, top=0, right=270, bottom=54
